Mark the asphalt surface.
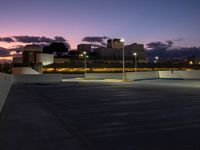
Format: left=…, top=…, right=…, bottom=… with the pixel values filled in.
left=0, top=79, right=200, bottom=150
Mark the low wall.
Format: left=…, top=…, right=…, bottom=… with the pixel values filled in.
left=14, top=74, right=63, bottom=83
left=86, top=71, right=200, bottom=80
left=12, top=67, right=40, bottom=75
left=126, top=71, right=159, bottom=80
left=85, top=71, right=159, bottom=80
left=63, top=74, right=84, bottom=79
left=86, top=73, right=122, bottom=79
left=159, top=70, right=200, bottom=79
left=0, top=73, right=13, bottom=113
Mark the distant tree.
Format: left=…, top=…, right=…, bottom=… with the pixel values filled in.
left=43, top=42, right=68, bottom=57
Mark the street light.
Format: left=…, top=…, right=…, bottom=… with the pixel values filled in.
left=155, top=56, right=159, bottom=64
left=83, top=51, right=87, bottom=79
left=120, top=38, right=125, bottom=80
left=133, top=52, right=137, bottom=72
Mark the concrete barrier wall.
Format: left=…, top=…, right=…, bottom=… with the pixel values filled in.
left=159, top=70, right=200, bottom=79
left=63, top=74, right=84, bottom=79
left=14, top=74, right=63, bottom=83
left=86, top=71, right=159, bottom=80
left=126, top=71, right=159, bottom=80
left=86, top=73, right=123, bottom=79
left=12, top=67, right=40, bottom=75
left=0, top=73, right=13, bottom=112
left=86, top=71, right=200, bottom=80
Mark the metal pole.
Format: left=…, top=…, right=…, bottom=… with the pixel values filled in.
left=135, top=55, right=137, bottom=72
left=84, top=55, right=86, bottom=79
left=122, top=44, right=125, bottom=80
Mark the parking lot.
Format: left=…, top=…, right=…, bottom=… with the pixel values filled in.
left=0, top=79, right=200, bottom=150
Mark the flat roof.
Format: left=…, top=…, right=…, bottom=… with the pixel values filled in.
left=0, top=80, right=200, bottom=150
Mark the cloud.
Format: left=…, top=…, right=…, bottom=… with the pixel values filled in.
left=13, top=36, right=70, bottom=48
left=146, top=41, right=173, bottom=51
left=0, top=36, right=69, bottom=45
left=82, top=36, right=109, bottom=47
left=0, top=45, right=24, bottom=59
left=54, top=36, right=66, bottom=43
left=146, top=40, right=200, bottom=61
left=0, top=47, right=10, bottom=57
left=0, top=37, right=15, bottom=43
left=13, top=36, right=51, bottom=43
left=9, top=45, right=24, bottom=53
left=166, top=40, right=174, bottom=47
left=171, top=38, right=183, bottom=42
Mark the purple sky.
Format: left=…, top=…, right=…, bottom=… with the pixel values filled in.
left=0, top=0, right=200, bottom=50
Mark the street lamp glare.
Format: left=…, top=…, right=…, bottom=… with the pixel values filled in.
left=120, top=38, right=125, bottom=42
left=155, top=56, right=159, bottom=60
left=83, top=51, right=87, bottom=79
left=133, top=52, right=137, bottom=72
left=120, top=38, right=125, bottom=80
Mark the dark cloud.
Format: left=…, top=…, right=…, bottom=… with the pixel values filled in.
left=54, top=36, right=66, bottom=43
left=13, top=36, right=52, bottom=43
left=146, top=41, right=173, bottom=51
left=146, top=41, right=200, bottom=61
left=0, top=47, right=10, bottom=57
left=166, top=40, right=174, bottom=47
left=11, top=36, right=70, bottom=48
left=0, top=37, right=15, bottom=43
left=82, top=36, right=109, bottom=47
left=9, top=45, right=24, bottom=53
left=0, top=36, right=69, bottom=45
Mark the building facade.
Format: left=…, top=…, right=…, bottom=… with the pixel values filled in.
left=94, top=43, right=147, bottom=63
left=107, top=39, right=123, bottom=49
left=77, top=44, right=92, bottom=53
left=22, top=45, right=43, bottom=64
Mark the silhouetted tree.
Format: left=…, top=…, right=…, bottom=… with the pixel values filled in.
left=43, top=42, right=68, bottom=57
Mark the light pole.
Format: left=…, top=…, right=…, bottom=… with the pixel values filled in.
left=133, top=52, right=137, bottom=72
left=83, top=51, right=87, bottom=79
left=154, top=56, right=159, bottom=70
left=120, top=39, right=125, bottom=80
left=155, top=56, right=159, bottom=64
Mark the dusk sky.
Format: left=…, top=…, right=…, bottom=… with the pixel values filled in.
left=0, top=0, right=200, bottom=61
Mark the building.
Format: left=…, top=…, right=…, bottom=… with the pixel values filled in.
left=22, top=45, right=43, bottom=64
left=187, top=56, right=200, bottom=65
left=21, top=45, right=54, bottom=66
left=107, top=39, right=123, bottom=49
left=94, top=43, right=147, bottom=63
left=54, top=58, right=71, bottom=64
left=36, top=53, right=54, bottom=66
left=12, top=57, right=22, bottom=64
left=77, top=44, right=92, bottom=53
left=125, top=43, right=147, bottom=63
left=12, top=45, right=54, bottom=75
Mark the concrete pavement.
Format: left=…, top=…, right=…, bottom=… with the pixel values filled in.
left=0, top=80, right=200, bottom=150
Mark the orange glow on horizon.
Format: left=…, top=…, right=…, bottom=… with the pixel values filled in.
left=0, top=57, right=13, bottom=60
left=9, top=51, right=17, bottom=55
